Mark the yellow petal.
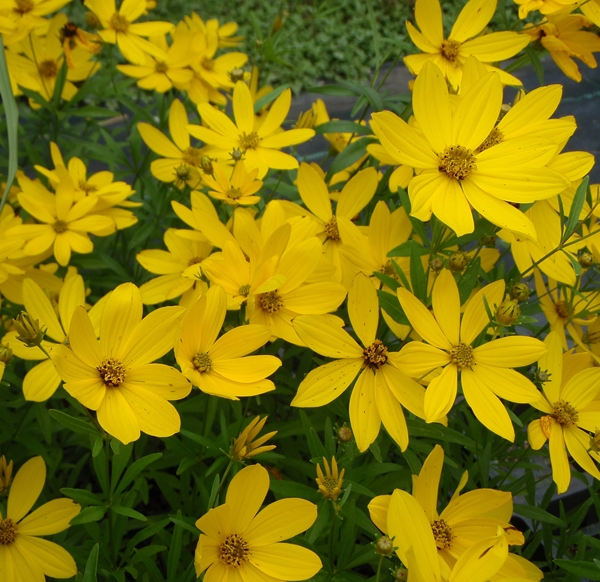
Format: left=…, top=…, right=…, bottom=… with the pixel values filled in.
left=283, top=282, right=347, bottom=314
left=424, top=364, right=457, bottom=422
left=413, top=444, right=444, bottom=524
left=257, top=88, right=292, bottom=138
left=225, top=464, right=269, bottom=531
left=233, top=80, right=255, bottom=135
left=22, top=359, right=61, bottom=402
left=7, top=456, right=46, bottom=523
left=349, top=273, right=379, bottom=347
left=474, top=336, right=546, bottom=368
left=432, top=270, right=460, bottom=345
left=17, top=498, right=80, bottom=536
left=23, top=278, right=64, bottom=342
left=249, top=543, right=322, bottom=581
left=564, top=426, right=600, bottom=481
left=13, top=536, right=77, bottom=579
left=68, top=306, right=102, bottom=368
left=209, top=325, right=271, bottom=360
left=297, top=162, right=332, bottom=223
left=100, top=283, right=143, bottom=360
left=58, top=274, right=85, bottom=333
left=125, top=364, right=191, bottom=400
left=395, top=342, right=450, bottom=376
left=337, top=167, right=378, bottom=220
left=350, top=369, right=381, bottom=452
left=450, top=0, right=496, bottom=43
left=168, top=98, right=190, bottom=151
left=460, top=31, right=530, bottom=62
left=96, top=388, right=140, bottom=444
left=472, top=364, right=540, bottom=404
left=561, top=367, right=600, bottom=410
left=442, top=488, right=512, bottom=524
left=528, top=419, right=549, bottom=450
left=549, top=423, right=570, bottom=493
left=432, top=178, right=474, bottom=236
left=138, top=122, right=182, bottom=158
left=460, top=279, right=505, bottom=345
left=368, top=495, right=391, bottom=533
left=375, top=377, right=409, bottom=451
left=449, top=530, right=508, bottom=582
left=293, top=315, right=362, bottom=358
left=211, top=356, right=281, bottom=383
left=380, top=363, right=427, bottom=419
left=415, top=0, right=443, bottom=47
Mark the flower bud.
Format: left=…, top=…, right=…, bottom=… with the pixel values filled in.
left=393, top=567, right=408, bottom=581
left=231, top=148, right=244, bottom=162
left=496, top=299, right=521, bottom=326
left=228, top=68, right=245, bottom=83
left=200, top=156, right=214, bottom=175
left=13, top=312, right=45, bottom=348
left=272, top=14, right=285, bottom=33
left=449, top=251, right=468, bottom=272
left=590, top=428, right=600, bottom=453
left=510, top=283, right=530, bottom=302
left=579, top=252, right=595, bottom=269
left=429, top=256, right=444, bottom=272
left=0, top=343, right=12, bottom=364
left=337, top=425, right=353, bottom=443
left=375, top=535, right=394, bottom=556
left=535, top=369, right=550, bottom=383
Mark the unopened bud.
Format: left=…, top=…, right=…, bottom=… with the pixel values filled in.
left=375, top=535, right=394, bottom=556
left=590, top=428, right=600, bottom=452
left=496, top=299, right=521, bottom=326
left=272, top=14, right=285, bottom=33
left=0, top=343, right=12, bottom=364
left=579, top=252, right=595, bottom=269
left=337, top=425, right=353, bottom=443
left=429, top=256, right=444, bottom=272
left=85, top=12, right=101, bottom=29
left=228, top=68, right=245, bottom=83
left=200, top=155, right=214, bottom=175
left=231, top=148, right=243, bottom=162
left=393, top=567, right=408, bottom=581
left=510, top=283, right=530, bottom=302
left=449, top=251, right=468, bottom=272
left=535, top=369, right=550, bottom=383
left=13, top=312, right=45, bottom=348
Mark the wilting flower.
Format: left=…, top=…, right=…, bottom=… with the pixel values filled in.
left=231, top=416, right=277, bottom=461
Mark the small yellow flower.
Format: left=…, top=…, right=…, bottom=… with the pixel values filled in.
left=203, top=160, right=263, bottom=206
left=316, top=457, right=345, bottom=501
left=0, top=455, right=13, bottom=494
left=231, top=416, right=277, bottom=461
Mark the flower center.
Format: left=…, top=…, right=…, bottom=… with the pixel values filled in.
left=240, top=131, right=259, bottom=150
left=53, top=220, right=68, bottom=233
left=14, top=0, right=34, bottom=14
left=201, top=57, right=214, bottom=71
left=0, top=518, right=16, bottom=545
left=438, top=146, right=477, bottom=181
left=476, top=127, right=504, bottom=153
left=155, top=61, right=168, bottom=73
left=97, top=358, right=126, bottom=388
left=39, top=60, right=59, bottom=79
left=441, top=39, right=461, bottom=62
left=363, top=339, right=388, bottom=369
left=380, top=260, right=399, bottom=280
left=324, top=216, right=340, bottom=241
left=239, top=284, right=251, bottom=296
left=193, top=352, right=212, bottom=372
left=450, top=342, right=474, bottom=369
left=187, top=256, right=202, bottom=266
left=109, top=12, right=130, bottom=33
left=258, top=291, right=284, bottom=314
left=432, top=519, right=454, bottom=550
left=219, top=533, right=250, bottom=568
left=174, top=164, right=192, bottom=183
left=555, top=300, right=570, bottom=319
left=182, top=147, right=203, bottom=167
left=226, top=187, right=243, bottom=200
left=323, top=476, right=339, bottom=495
left=552, top=400, right=579, bottom=426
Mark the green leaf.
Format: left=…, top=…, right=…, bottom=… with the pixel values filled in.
left=513, top=504, right=567, bottom=527
left=377, top=290, right=409, bottom=325
left=70, top=505, right=107, bottom=525
left=563, top=175, right=589, bottom=242
left=253, top=84, right=291, bottom=113
left=326, top=137, right=376, bottom=179
left=114, top=453, right=162, bottom=496
left=167, top=511, right=183, bottom=582
left=52, top=59, right=68, bottom=108
left=299, top=410, right=327, bottom=459
left=49, top=410, right=100, bottom=436
left=387, top=240, right=429, bottom=258
left=307, top=85, right=356, bottom=97
left=169, top=517, right=200, bottom=536
left=83, top=543, right=99, bottom=582
left=410, top=240, right=427, bottom=302
left=60, top=488, right=104, bottom=506
left=339, top=80, right=384, bottom=112
left=315, top=121, right=371, bottom=135
left=554, top=559, right=600, bottom=580
left=525, top=45, right=544, bottom=85
left=111, top=504, right=147, bottom=521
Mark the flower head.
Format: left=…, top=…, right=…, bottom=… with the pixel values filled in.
left=316, top=456, right=345, bottom=501
left=231, top=416, right=277, bottom=461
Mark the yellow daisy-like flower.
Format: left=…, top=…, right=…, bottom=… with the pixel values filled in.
left=0, top=0, right=72, bottom=40
left=230, top=416, right=277, bottom=461
left=528, top=332, right=600, bottom=493
left=397, top=269, right=545, bottom=441
left=292, top=273, right=426, bottom=452
left=316, top=457, right=345, bottom=501
left=0, top=456, right=81, bottom=581
left=195, top=464, right=322, bottom=581
left=371, top=61, right=570, bottom=237
left=404, top=0, right=530, bottom=88
left=50, top=282, right=191, bottom=444
left=188, top=80, right=315, bottom=178
left=175, top=284, right=282, bottom=399
left=203, top=160, right=263, bottom=206
left=515, top=0, right=577, bottom=20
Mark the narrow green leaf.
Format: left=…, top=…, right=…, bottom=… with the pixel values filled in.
left=83, top=543, right=99, bottom=582
left=377, top=290, right=409, bottom=325
left=60, top=488, right=104, bottom=506
left=253, top=84, right=291, bottom=113
left=525, top=45, right=544, bottom=85
left=111, top=504, right=147, bottom=521
left=70, top=506, right=107, bottom=525
left=49, top=409, right=100, bottom=436
left=387, top=240, right=429, bottom=257
left=553, top=559, right=600, bottom=580
left=167, top=512, right=183, bottom=582
left=307, top=84, right=356, bottom=97
left=326, top=137, right=376, bottom=179
left=410, top=240, right=427, bottom=302
left=315, top=120, right=371, bottom=135
left=513, top=503, right=567, bottom=527
left=115, top=453, right=162, bottom=496
left=563, top=175, right=589, bottom=241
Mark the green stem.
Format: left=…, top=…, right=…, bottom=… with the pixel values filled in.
left=375, top=555, right=384, bottom=582
left=329, top=505, right=339, bottom=573
left=212, top=460, right=233, bottom=508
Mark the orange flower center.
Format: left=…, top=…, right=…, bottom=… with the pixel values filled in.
left=554, top=300, right=570, bottom=319
left=193, top=352, right=212, bottom=372
left=39, top=60, right=59, bottom=79
left=432, top=519, right=454, bottom=550
left=324, top=216, right=340, bottom=241
left=363, top=339, right=388, bottom=369
left=109, top=12, right=130, bottom=33
left=97, top=358, right=126, bottom=387
left=0, top=518, right=17, bottom=545
left=441, top=39, right=461, bottom=62
left=552, top=400, right=578, bottom=426
left=219, top=533, right=250, bottom=567
left=476, top=127, right=504, bottom=153
left=14, top=0, right=34, bottom=14
left=258, top=291, right=284, bottom=314
left=53, top=220, right=68, bottom=233
left=240, top=131, right=260, bottom=150
left=438, top=146, right=477, bottom=181
left=182, top=147, right=203, bottom=167
left=450, top=342, right=474, bottom=369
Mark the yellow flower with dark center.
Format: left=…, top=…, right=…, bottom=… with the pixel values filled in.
left=404, top=0, right=530, bottom=88
left=528, top=332, right=600, bottom=493
left=0, top=456, right=80, bottom=581
left=195, top=464, right=321, bottom=581
left=202, top=160, right=263, bottom=206
left=231, top=416, right=277, bottom=461
left=50, top=283, right=191, bottom=444
left=397, top=269, right=545, bottom=441
left=316, top=457, right=345, bottom=501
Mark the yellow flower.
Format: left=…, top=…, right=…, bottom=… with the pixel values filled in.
left=515, top=0, right=578, bottom=19
left=195, top=464, right=322, bottom=581
left=50, top=283, right=191, bottom=444
left=0, top=0, right=72, bottom=41
left=316, top=457, right=345, bottom=501
left=397, top=269, right=545, bottom=441
left=371, top=61, right=570, bottom=237
left=404, top=0, right=530, bottom=88
left=0, top=456, right=80, bottom=581
left=292, top=273, right=426, bottom=452
left=231, top=416, right=277, bottom=461
left=0, top=455, right=13, bottom=493
left=84, top=0, right=173, bottom=64
left=202, top=160, right=263, bottom=206
left=175, top=284, right=282, bottom=399
left=528, top=331, right=600, bottom=493
left=188, top=80, right=315, bottom=178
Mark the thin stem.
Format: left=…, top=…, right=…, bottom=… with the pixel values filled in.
left=329, top=503, right=340, bottom=573
left=212, top=460, right=233, bottom=508
left=375, top=555, right=384, bottom=582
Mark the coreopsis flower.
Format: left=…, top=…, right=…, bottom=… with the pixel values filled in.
left=524, top=14, right=600, bottom=82
left=0, top=455, right=13, bottom=493
left=188, top=80, right=315, bottom=177
left=0, top=456, right=80, bottom=581
left=292, top=273, right=426, bottom=452
left=202, top=160, right=263, bottom=206
left=184, top=12, right=243, bottom=48
left=175, top=284, right=282, bottom=399
left=528, top=332, right=600, bottom=493
left=0, top=0, right=72, bottom=40
left=515, top=0, right=579, bottom=19
left=397, top=269, right=545, bottom=441
left=51, top=283, right=191, bottom=444
left=195, top=464, right=321, bottom=581
left=404, top=0, right=530, bottom=88
left=59, top=21, right=101, bottom=69
left=84, top=0, right=173, bottom=65
left=316, top=457, right=345, bottom=501
left=231, top=416, right=277, bottom=461
left=138, top=99, right=209, bottom=188
left=371, top=61, right=570, bottom=237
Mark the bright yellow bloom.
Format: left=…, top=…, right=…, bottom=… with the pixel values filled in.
left=195, top=464, right=321, bottom=581
left=371, top=61, right=570, bottom=237
left=175, top=285, right=281, bottom=399
left=51, top=283, right=191, bottom=444
left=528, top=331, right=600, bottom=493
left=404, top=0, right=530, bottom=88
left=316, top=457, right=345, bottom=501
left=231, top=416, right=277, bottom=461
left=515, top=0, right=577, bottom=19
left=184, top=12, right=243, bottom=48
left=397, top=269, right=545, bottom=441
left=0, top=0, right=72, bottom=41
left=84, top=0, right=173, bottom=64
left=292, top=273, right=426, bottom=452
left=203, top=160, right=263, bottom=206
left=188, top=80, right=315, bottom=178
left=0, top=456, right=80, bottom=581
